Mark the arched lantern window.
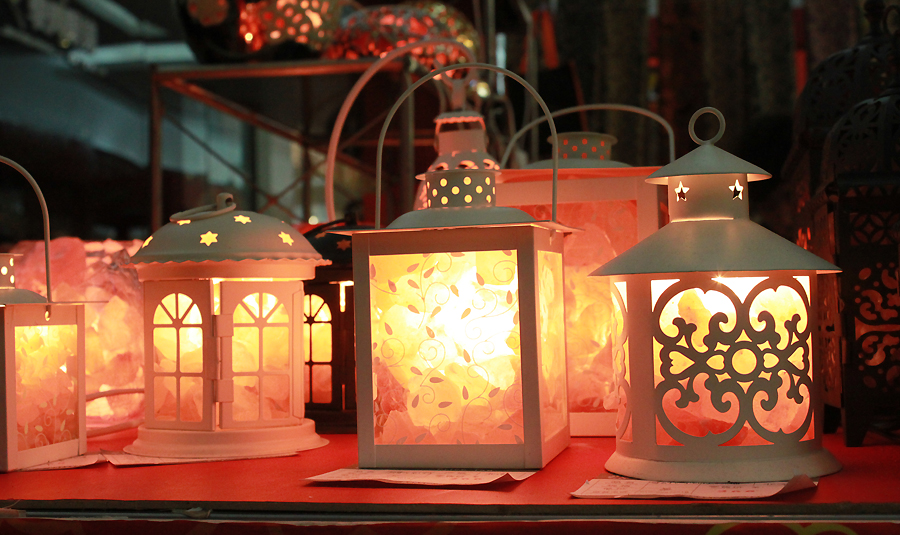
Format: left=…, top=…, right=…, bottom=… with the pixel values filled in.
left=593, top=109, right=841, bottom=482
left=127, top=193, right=330, bottom=458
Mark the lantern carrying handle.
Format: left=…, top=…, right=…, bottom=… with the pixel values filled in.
left=323, top=39, right=477, bottom=222
left=499, top=103, right=676, bottom=168
left=688, top=107, right=726, bottom=146
left=0, top=156, right=54, bottom=306
left=375, top=62, right=562, bottom=228
left=169, top=192, right=236, bottom=222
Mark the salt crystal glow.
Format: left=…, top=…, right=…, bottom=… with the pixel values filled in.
left=16, top=324, right=79, bottom=451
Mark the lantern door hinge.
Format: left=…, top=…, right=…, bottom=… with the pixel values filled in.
left=215, top=379, right=234, bottom=403
left=214, top=313, right=233, bottom=337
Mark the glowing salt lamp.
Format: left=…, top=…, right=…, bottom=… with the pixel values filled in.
left=497, top=104, right=674, bottom=437
left=592, top=108, right=842, bottom=482
left=126, top=193, right=330, bottom=458
left=0, top=156, right=86, bottom=471
left=352, top=62, right=573, bottom=469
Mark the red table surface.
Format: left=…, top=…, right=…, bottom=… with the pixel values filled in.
left=0, top=430, right=898, bottom=521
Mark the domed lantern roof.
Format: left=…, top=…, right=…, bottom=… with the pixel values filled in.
left=131, top=193, right=329, bottom=280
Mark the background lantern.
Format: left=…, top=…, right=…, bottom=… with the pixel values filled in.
left=497, top=105, right=673, bottom=436
left=592, top=108, right=842, bottom=482
left=352, top=62, right=572, bottom=469
left=126, top=193, right=329, bottom=458
left=301, top=216, right=358, bottom=433
left=0, top=156, right=86, bottom=471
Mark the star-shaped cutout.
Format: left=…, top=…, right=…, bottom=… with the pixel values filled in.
left=142, top=236, right=153, bottom=248
left=200, top=231, right=218, bottom=246
left=675, top=181, right=690, bottom=201
left=729, top=179, right=744, bottom=200
left=176, top=220, right=191, bottom=226
left=234, top=215, right=252, bottom=224
left=336, top=239, right=351, bottom=251
left=279, top=231, right=294, bottom=246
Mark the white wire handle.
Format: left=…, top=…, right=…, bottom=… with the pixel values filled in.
left=0, top=156, right=54, bottom=305
left=374, top=62, right=562, bottom=228
left=323, top=39, right=477, bottom=222
left=500, top=103, right=676, bottom=168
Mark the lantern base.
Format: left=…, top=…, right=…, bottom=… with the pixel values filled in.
left=605, top=448, right=842, bottom=483
left=125, top=419, right=328, bottom=459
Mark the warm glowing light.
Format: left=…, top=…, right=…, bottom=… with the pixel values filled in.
left=368, top=250, right=524, bottom=445
left=15, top=324, right=79, bottom=451
left=339, top=280, right=354, bottom=313
left=278, top=232, right=294, bottom=246
left=234, top=215, right=252, bottom=224
left=308, top=215, right=320, bottom=225
left=200, top=231, right=218, bottom=246
left=675, top=181, right=690, bottom=201
left=729, top=179, right=744, bottom=200
left=142, top=236, right=153, bottom=248
left=177, top=220, right=191, bottom=226
left=654, top=275, right=812, bottom=446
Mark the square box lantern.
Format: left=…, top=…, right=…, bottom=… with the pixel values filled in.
left=0, top=254, right=86, bottom=471
left=592, top=108, right=842, bottom=482
left=353, top=168, right=572, bottom=469
left=0, top=156, right=86, bottom=471
left=126, top=193, right=330, bottom=458
left=498, top=131, right=664, bottom=436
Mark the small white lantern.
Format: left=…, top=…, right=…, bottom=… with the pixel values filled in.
left=0, top=156, right=86, bottom=471
left=127, top=193, right=330, bottom=458
left=592, top=108, right=842, bottom=482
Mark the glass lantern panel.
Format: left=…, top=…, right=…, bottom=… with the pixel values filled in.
left=233, top=376, right=260, bottom=421
left=269, top=303, right=289, bottom=323
left=517, top=200, right=639, bottom=417
left=262, top=374, right=291, bottom=419
left=154, top=376, right=177, bottom=421
left=179, top=377, right=203, bottom=422
left=538, top=251, right=568, bottom=440
left=369, top=250, right=523, bottom=445
left=310, top=323, right=332, bottom=363
left=153, top=327, right=177, bottom=373
left=179, top=327, right=204, bottom=373
left=262, top=326, right=289, bottom=371
left=233, top=327, right=260, bottom=373
left=15, top=324, right=79, bottom=452
left=653, top=276, right=814, bottom=447
left=311, top=364, right=332, bottom=404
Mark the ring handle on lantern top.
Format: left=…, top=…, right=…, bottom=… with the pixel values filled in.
left=169, top=192, right=236, bottom=222
left=500, top=103, right=677, bottom=168
left=0, top=155, right=54, bottom=307
left=323, top=39, right=478, bottom=222
left=375, top=62, right=562, bottom=229
left=688, top=107, right=726, bottom=146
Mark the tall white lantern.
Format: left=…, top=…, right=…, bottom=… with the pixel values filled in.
left=592, top=108, right=843, bottom=482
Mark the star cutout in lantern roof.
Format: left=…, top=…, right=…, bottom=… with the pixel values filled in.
left=336, top=239, right=351, bottom=251
left=675, top=181, right=690, bottom=201
left=729, top=179, right=744, bottom=200
left=200, top=231, right=218, bottom=246
left=234, top=215, right=252, bottom=224
left=279, top=232, right=294, bottom=246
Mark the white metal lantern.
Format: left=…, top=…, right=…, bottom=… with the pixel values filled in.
left=592, top=108, right=842, bottom=482
left=126, top=193, right=330, bottom=458
left=353, top=62, right=573, bottom=469
left=497, top=105, right=674, bottom=437
left=0, top=156, right=86, bottom=471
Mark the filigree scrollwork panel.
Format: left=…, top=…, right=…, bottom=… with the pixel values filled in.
left=610, top=281, right=632, bottom=441
left=652, top=276, right=814, bottom=448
